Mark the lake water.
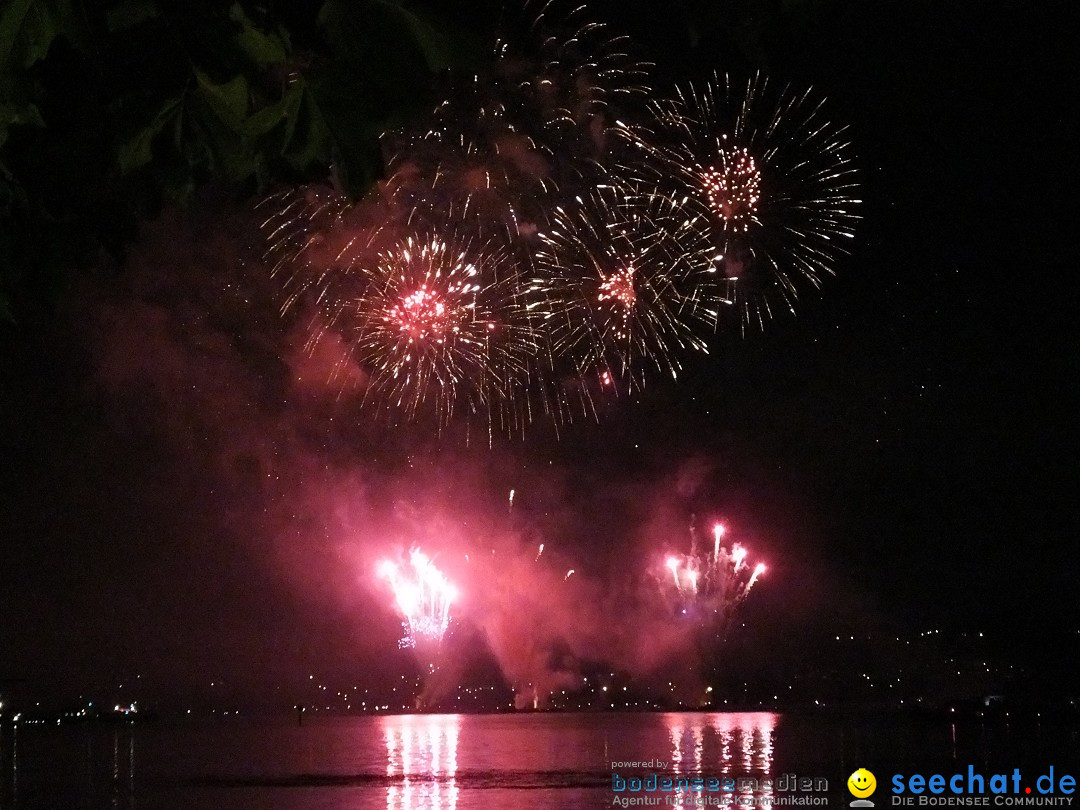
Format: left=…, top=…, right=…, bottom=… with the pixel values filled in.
left=1, top=712, right=1077, bottom=809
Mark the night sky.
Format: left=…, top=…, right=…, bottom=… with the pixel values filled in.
left=1, top=1, right=1077, bottom=706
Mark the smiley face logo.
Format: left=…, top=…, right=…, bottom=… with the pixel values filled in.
left=848, top=769, right=877, bottom=798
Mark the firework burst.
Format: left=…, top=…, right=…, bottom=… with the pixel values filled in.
left=329, top=231, right=539, bottom=430
left=378, top=550, right=458, bottom=648
left=626, top=72, right=861, bottom=332
left=656, top=521, right=767, bottom=624
left=531, top=185, right=714, bottom=403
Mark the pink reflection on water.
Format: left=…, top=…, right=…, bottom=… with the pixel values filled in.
left=664, top=712, right=778, bottom=797
left=668, top=720, right=705, bottom=775
left=708, top=712, right=776, bottom=775
left=383, top=714, right=460, bottom=810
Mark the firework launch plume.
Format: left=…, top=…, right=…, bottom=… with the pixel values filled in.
left=365, top=491, right=769, bottom=710
left=654, top=521, right=767, bottom=624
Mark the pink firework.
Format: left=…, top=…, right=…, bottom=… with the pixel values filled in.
left=387, top=286, right=458, bottom=344
left=377, top=550, right=458, bottom=648
left=657, top=520, right=767, bottom=623
left=333, top=232, right=539, bottom=429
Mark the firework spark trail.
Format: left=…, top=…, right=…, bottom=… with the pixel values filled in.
left=257, top=186, right=357, bottom=315
left=378, top=550, right=458, bottom=648
left=731, top=542, right=747, bottom=572
left=747, top=562, right=766, bottom=592
left=622, top=72, right=861, bottom=333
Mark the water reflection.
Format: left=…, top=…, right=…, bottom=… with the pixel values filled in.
left=0, top=722, right=15, bottom=810
left=0, top=723, right=135, bottom=809
left=383, top=714, right=459, bottom=810
left=665, top=713, right=778, bottom=804
left=117, top=730, right=135, bottom=810
left=666, top=712, right=777, bottom=775
left=96, top=728, right=137, bottom=810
